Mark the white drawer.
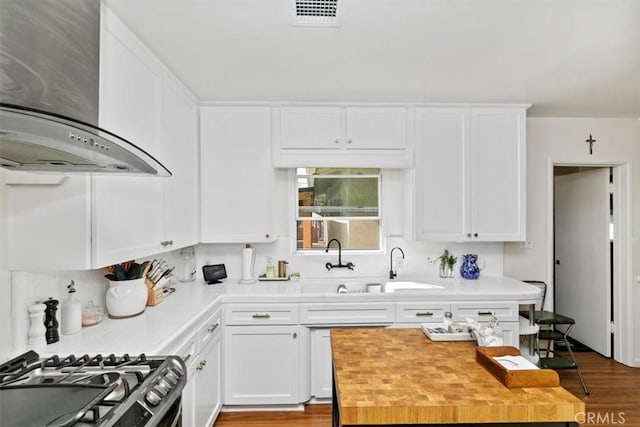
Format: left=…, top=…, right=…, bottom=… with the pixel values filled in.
left=198, top=308, right=222, bottom=351
left=395, top=302, right=451, bottom=323
left=300, top=303, right=394, bottom=325
left=224, top=303, right=299, bottom=325
left=173, top=335, right=198, bottom=370
left=451, top=302, right=519, bottom=322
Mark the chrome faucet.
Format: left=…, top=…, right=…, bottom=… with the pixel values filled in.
left=389, top=246, right=405, bottom=279
left=325, top=238, right=355, bottom=270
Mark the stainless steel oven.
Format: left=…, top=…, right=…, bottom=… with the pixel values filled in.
left=0, top=351, right=186, bottom=427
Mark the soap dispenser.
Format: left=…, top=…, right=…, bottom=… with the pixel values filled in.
left=61, top=280, right=82, bottom=335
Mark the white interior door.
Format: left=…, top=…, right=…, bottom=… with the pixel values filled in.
left=554, top=168, right=611, bottom=357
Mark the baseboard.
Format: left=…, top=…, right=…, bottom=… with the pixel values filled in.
left=221, top=403, right=305, bottom=412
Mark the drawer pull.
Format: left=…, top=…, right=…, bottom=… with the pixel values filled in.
left=478, top=311, right=493, bottom=316
left=208, top=322, right=219, bottom=332
left=196, top=360, right=207, bottom=370
left=252, top=313, right=271, bottom=319
left=182, top=353, right=192, bottom=363
left=416, top=312, right=434, bottom=317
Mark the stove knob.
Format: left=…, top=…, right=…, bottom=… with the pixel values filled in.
left=154, top=382, right=169, bottom=397
left=165, top=370, right=179, bottom=385
left=158, top=378, right=173, bottom=392
left=145, top=389, right=162, bottom=406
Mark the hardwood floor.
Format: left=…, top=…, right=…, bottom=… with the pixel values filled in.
left=213, top=351, right=640, bottom=427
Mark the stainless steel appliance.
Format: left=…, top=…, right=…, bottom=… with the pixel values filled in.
left=0, top=351, right=186, bottom=427
left=0, top=0, right=170, bottom=175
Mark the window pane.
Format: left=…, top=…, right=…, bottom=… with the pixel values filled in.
left=296, top=219, right=380, bottom=250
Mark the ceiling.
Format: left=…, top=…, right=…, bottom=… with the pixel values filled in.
left=104, top=0, right=640, bottom=118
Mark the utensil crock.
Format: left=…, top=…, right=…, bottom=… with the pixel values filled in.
left=106, top=278, right=147, bottom=318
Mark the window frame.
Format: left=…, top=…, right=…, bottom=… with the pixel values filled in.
left=290, top=168, right=385, bottom=255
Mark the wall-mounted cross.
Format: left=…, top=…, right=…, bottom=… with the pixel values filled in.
left=586, top=134, right=596, bottom=155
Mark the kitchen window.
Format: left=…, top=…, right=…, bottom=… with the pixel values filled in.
left=296, top=168, right=381, bottom=251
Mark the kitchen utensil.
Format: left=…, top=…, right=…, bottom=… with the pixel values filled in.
left=115, top=265, right=127, bottom=281
left=127, top=263, right=142, bottom=280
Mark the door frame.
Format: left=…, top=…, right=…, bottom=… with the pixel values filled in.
left=546, top=160, right=634, bottom=366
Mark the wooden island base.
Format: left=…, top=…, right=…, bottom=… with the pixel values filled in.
left=331, top=328, right=584, bottom=427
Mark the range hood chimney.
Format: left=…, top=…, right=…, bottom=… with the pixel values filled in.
left=0, top=0, right=171, bottom=176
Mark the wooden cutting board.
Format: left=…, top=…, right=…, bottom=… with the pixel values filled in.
left=330, top=328, right=584, bottom=425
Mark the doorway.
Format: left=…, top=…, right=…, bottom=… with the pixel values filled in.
left=549, top=162, right=632, bottom=365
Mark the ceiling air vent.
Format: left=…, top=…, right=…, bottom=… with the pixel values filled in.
left=294, top=0, right=339, bottom=27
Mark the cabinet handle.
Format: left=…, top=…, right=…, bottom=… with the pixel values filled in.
left=292, top=332, right=297, bottom=339
left=252, top=313, right=271, bottom=319
left=466, top=233, right=472, bottom=238
left=473, top=233, right=478, bottom=238
left=160, top=240, right=174, bottom=246
left=208, top=322, right=219, bottom=333
left=347, top=139, right=352, bottom=144
left=416, top=312, right=434, bottom=317
left=196, top=360, right=207, bottom=370
left=182, top=353, right=192, bottom=363
left=478, top=311, right=493, bottom=316
left=265, top=233, right=270, bottom=239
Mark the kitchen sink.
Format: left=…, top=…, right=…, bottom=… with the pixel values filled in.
left=384, top=281, right=444, bottom=292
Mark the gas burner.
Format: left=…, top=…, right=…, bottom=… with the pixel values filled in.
left=0, top=351, right=186, bottom=426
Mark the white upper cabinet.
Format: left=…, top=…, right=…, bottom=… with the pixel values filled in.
left=272, top=105, right=412, bottom=167
left=95, top=10, right=165, bottom=266
left=200, top=106, right=275, bottom=243
left=413, top=106, right=527, bottom=242
left=161, top=76, right=199, bottom=251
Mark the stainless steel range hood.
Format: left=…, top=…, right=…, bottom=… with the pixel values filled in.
left=0, top=0, right=171, bottom=176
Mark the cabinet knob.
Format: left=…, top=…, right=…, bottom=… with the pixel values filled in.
left=292, top=332, right=297, bottom=339
left=473, top=233, right=478, bottom=238
left=208, top=323, right=219, bottom=333
left=265, top=233, right=270, bottom=239
left=334, top=139, right=340, bottom=144
left=196, top=359, right=207, bottom=370
left=181, top=353, right=192, bottom=363
left=466, top=233, right=472, bottom=238
left=347, top=139, right=352, bottom=144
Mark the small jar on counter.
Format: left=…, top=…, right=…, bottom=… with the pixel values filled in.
left=82, top=301, right=104, bottom=327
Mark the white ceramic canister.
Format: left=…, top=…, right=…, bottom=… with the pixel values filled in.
left=105, top=278, right=147, bottom=318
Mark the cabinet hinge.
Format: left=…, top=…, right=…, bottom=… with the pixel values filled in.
left=610, top=321, right=615, bottom=334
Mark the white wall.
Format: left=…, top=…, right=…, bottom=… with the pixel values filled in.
left=504, top=117, right=640, bottom=366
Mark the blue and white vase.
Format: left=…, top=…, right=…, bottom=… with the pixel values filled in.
left=460, top=254, right=480, bottom=280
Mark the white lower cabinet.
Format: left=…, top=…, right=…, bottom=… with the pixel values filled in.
left=180, top=308, right=222, bottom=427
left=193, top=333, right=222, bottom=427
left=310, top=328, right=333, bottom=399
left=223, top=325, right=301, bottom=405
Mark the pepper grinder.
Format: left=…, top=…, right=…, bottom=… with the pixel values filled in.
left=43, top=298, right=60, bottom=344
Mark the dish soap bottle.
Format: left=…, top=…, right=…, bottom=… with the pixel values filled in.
left=61, top=280, right=82, bottom=335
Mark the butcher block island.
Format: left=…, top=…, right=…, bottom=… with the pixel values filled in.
left=330, top=328, right=584, bottom=427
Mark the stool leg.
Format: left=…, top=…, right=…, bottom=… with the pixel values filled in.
left=562, top=325, right=590, bottom=395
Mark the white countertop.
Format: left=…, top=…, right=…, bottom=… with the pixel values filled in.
left=41, top=275, right=539, bottom=356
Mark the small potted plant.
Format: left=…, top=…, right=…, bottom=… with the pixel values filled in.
left=437, top=249, right=457, bottom=278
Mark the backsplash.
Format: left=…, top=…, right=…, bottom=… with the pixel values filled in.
left=9, top=238, right=504, bottom=355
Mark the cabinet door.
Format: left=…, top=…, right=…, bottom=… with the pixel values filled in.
left=195, top=332, right=222, bottom=427
left=200, top=106, right=274, bottom=243
left=224, top=325, right=300, bottom=405
left=162, top=76, right=199, bottom=250
left=310, top=328, right=333, bottom=399
left=279, top=106, right=342, bottom=149
left=95, top=14, right=164, bottom=266
left=470, top=108, right=526, bottom=241
left=414, top=108, right=469, bottom=240
left=345, top=107, right=406, bottom=150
